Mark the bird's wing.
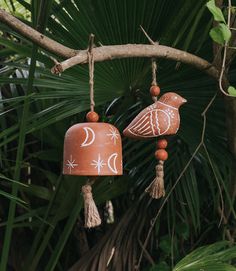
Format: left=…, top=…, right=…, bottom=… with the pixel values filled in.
left=123, top=109, right=170, bottom=139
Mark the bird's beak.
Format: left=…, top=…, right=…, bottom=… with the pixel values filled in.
left=182, top=98, right=187, bottom=104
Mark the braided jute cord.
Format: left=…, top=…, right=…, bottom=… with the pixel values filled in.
left=151, top=58, right=157, bottom=102
left=151, top=58, right=157, bottom=86
left=81, top=34, right=101, bottom=228
left=88, top=34, right=95, bottom=112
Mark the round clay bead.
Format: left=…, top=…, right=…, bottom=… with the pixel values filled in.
left=150, top=85, right=160, bottom=96
left=156, top=139, right=168, bottom=149
left=155, top=149, right=168, bottom=161
left=86, top=111, right=99, bottom=122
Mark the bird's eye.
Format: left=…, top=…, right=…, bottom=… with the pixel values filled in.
left=174, top=96, right=177, bottom=99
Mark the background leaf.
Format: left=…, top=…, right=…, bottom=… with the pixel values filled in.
left=228, top=86, right=236, bottom=96
left=209, top=23, right=231, bottom=44
left=206, top=0, right=226, bottom=23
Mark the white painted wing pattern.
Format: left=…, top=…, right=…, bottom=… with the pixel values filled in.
left=126, top=109, right=171, bottom=138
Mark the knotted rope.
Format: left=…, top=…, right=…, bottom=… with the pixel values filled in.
left=81, top=34, right=101, bottom=228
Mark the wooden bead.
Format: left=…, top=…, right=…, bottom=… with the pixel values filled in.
left=150, top=85, right=160, bottom=96
left=156, top=139, right=168, bottom=149
left=155, top=149, right=168, bottom=161
left=86, top=111, right=99, bottom=122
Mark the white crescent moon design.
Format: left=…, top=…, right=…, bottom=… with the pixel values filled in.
left=107, top=153, right=118, bottom=174
left=81, top=127, right=95, bottom=147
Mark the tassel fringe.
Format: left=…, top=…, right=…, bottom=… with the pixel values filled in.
left=145, top=160, right=165, bottom=199
left=82, top=184, right=101, bottom=228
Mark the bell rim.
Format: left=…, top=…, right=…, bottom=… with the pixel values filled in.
left=62, top=171, right=123, bottom=176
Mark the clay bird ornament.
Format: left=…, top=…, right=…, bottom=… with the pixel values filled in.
left=123, top=92, right=187, bottom=199
left=123, top=92, right=187, bottom=139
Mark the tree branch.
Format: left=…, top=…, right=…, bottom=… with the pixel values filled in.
left=0, top=8, right=77, bottom=58
left=50, top=44, right=221, bottom=79
left=0, top=8, right=223, bottom=84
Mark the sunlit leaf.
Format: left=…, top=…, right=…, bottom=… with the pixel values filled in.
left=206, top=0, right=226, bottom=23
left=228, top=86, right=236, bottom=96
left=209, top=23, right=231, bottom=44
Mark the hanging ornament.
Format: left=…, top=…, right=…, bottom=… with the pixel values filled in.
left=63, top=34, right=123, bottom=227
left=123, top=59, right=186, bottom=199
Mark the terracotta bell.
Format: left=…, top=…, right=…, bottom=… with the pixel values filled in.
left=63, top=120, right=123, bottom=228
left=63, top=123, right=123, bottom=176
left=62, top=34, right=123, bottom=228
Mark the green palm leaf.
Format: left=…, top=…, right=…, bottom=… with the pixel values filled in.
left=0, top=0, right=235, bottom=270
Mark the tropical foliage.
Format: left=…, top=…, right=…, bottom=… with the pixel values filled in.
left=0, top=0, right=235, bottom=270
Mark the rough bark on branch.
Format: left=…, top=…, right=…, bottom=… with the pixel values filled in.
left=50, top=44, right=220, bottom=80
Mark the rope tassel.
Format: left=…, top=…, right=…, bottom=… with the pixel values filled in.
left=82, top=184, right=101, bottom=228
left=145, top=161, right=165, bottom=199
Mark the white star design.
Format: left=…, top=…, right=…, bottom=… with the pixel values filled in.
left=106, top=126, right=119, bottom=145
left=66, top=155, right=78, bottom=174
left=91, top=154, right=106, bottom=175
